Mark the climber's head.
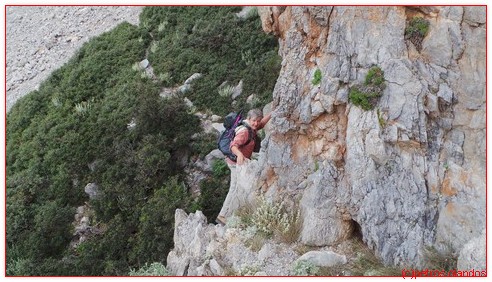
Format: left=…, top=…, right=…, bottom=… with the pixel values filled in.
left=246, top=108, right=263, bottom=130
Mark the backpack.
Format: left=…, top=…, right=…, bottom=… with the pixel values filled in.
left=217, top=111, right=260, bottom=162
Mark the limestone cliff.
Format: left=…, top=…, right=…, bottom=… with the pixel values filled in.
left=168, top=6, right=485, bottom=273
left=256, top=6, right=485, bottom=266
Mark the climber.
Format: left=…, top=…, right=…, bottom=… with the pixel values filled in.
left=216, top=108, right=271, bottom=225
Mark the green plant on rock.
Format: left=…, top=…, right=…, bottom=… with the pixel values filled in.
left=239, top=263, right=261, bottom=276
left=349, top=87, right=380, bottom=111
left=218, top=85, right=235, bottom=98
left=293, top=260, right=320, bottom=276
left=377, top=109, right=386, bottom=128
left=250, top=195, right=302, bottom=243
left=405, top=17, right=430, bottom=51
left=212, top=159, right=230, bottom=178
left=349, top=66, right=386, bottom=111
left=365, top=66, right=385, bottom=86
left=312, top=69, right=322, bottom=85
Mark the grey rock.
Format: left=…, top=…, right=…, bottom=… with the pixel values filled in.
left=178, top=84, right=191, bottom=94
left=297, top=250, right=347, bottom=267
left=211, top=115, right=222, bottom=122
left=84, top=183, right=99, bottom=199
left=184, top=73, right=203, bottom=85
left=422, top=19, right=453, bottom=67
left=139, top=59, right=149, bottom=69
left=255, top=6, right=484, bottom=267
left=209, top=259, right=224, bottom=276
left=299, top=162, right=352, bottom=246
left=236, top=6, right=256, bottom=19
left=183, top=97, right=194, bottom=108
left=457, top=229, right=485, bottom=270
left=232, top=80, right=243, bottom=100
left=212, top=122, right=225, bottom=133
left=246, top=94, right=258, bottom=106
left=203, top=149, right=225, bottom=172
left=437, top=83, right=454, bottom=103
left=463, top=6, right=486, bottom=25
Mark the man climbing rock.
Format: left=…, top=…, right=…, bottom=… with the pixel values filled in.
left=216, top=108, right=271, bottom=225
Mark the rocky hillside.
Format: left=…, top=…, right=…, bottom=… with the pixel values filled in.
left=6, top=6, right=142, bottom=111
left=168, top=6, right=485, bottom=275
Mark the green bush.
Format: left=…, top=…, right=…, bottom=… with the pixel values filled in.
left=249, top=195, right=302, bottom=243
left=293, top=260, right=320, bottom=276
left=190, top=132, right=218, bottom=159
left=405, top=17, right=430, bottom=51
left=349, top=87, right=380, bottom=111
left=129, top=262, right=170, bottom=276
left=312, top=69, right=322, bottom=85
left=349, top=66, right=386, bottom=111
left=405, top=17, right=430, bottom=38
left=365, top=66, right=385, bottom=86
left=142, top=6, right=280, bottom=115
left=213, top=159, right=230, bottom=177
left=195, top=176, right=229, bottom=223
left=129, top=177, right=191, bottom=266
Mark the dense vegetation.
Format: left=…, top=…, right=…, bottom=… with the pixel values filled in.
left=6, top=6, right=280, bottom=276
left=141, top=6, right=280, bottom=114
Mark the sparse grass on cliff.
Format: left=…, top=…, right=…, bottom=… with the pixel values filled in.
left=129, top=262, right=170, bottom=276
left=307, top=238, right=402, bottom=276
left=235, top=195, right=302, bottom=247
left=421, top=246, right=457, bottom=272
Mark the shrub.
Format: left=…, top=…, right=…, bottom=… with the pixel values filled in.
left=244, top=7, right=259, bottom=19
left=142, top=6, right=280, bottom=115
left=349, top=87, right=380, bottom=111
left=212, top=159, right=230, bottom=177
left=292, top=260, right=320, bottom=276
left=127, top=177, right=192, bottom=266
left=312, top=69, right=322, bottom=85
left=218, top=84, right=235, bottom=98
left=405, top=17, right=430, bottom=51
left=239, top=263, right=261, bottom=276
left=250, top=195, right=302, bottom=243
left=349, top=66, right=385, bottom=111
left=129, top=262, right=170, bottom=276
left=195, top=177, right=229, bottom=223
left=365, top=66, right=385, bottom=86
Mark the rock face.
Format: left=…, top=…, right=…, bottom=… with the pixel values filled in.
left=167, top=209, right=303, bottom=276
left=249, top=6, right=485, bottom=266
left=169, top=6, right=485, bottom=272
left=457, top=229, right=486, bottom=270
